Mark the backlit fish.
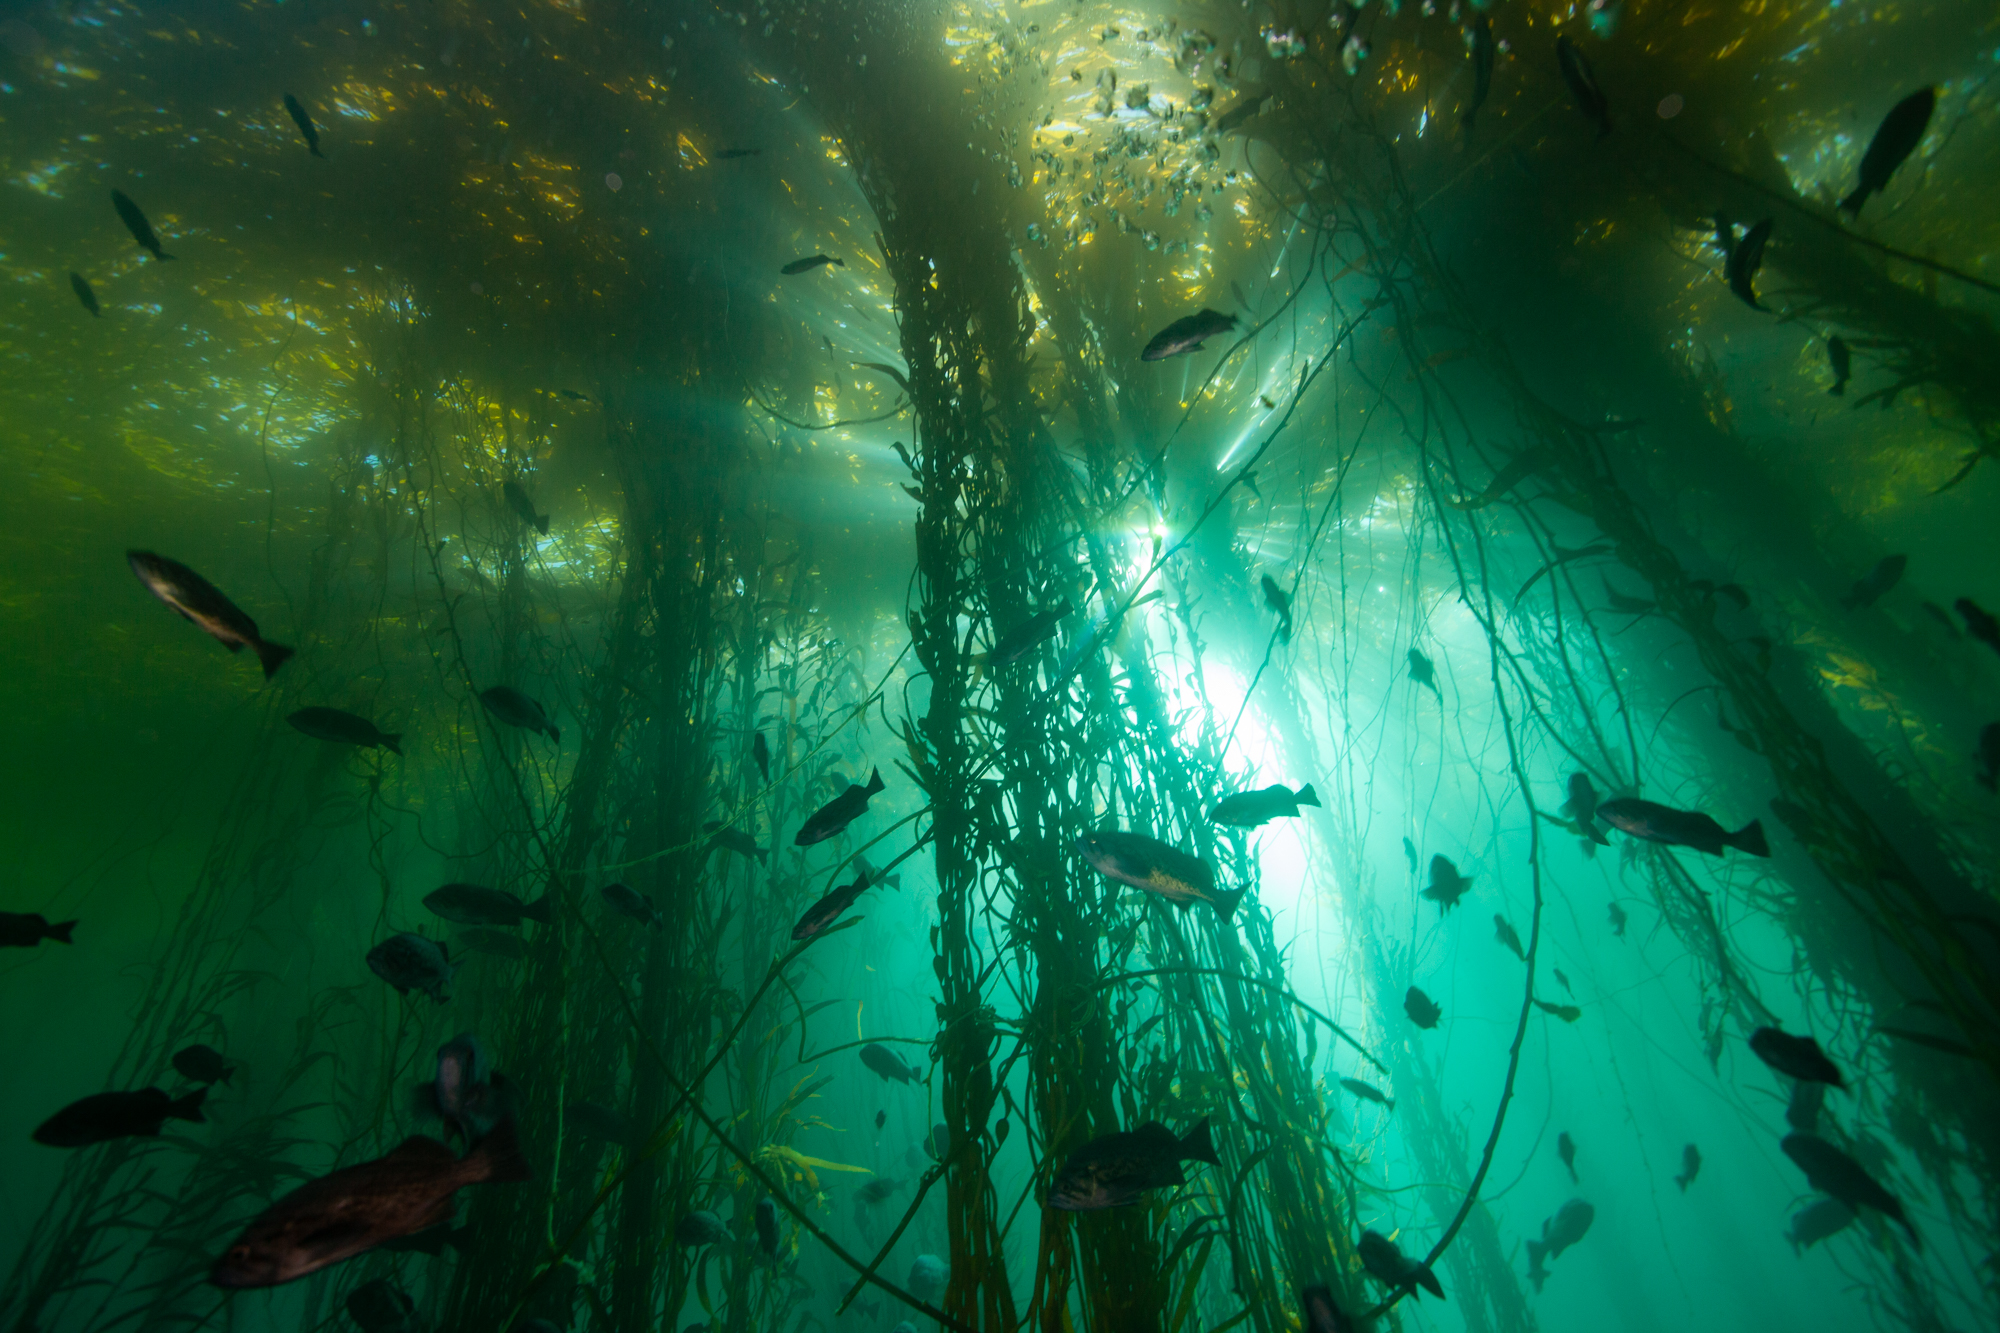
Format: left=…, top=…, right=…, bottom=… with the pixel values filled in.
left=366, top=933, right=455, bottom=1003
left=1407, top=646, right=1441, bottom=697
left=858, top=1176, right=903, bottom=1205
left=502, top=480, right=550, bottom=535
left=33, top=1087, right=206, bottom=1146
left=1357, top=1229, right=1443, bottom=1300
left=1957, top=598, right=2000, bottom=656
left=1339, top=1077, right=1394, bottom=1111
left=1840, top=554, right=1906, bottom=609
left=208, top=1120, right=529, bottom=1286
left=1260, top=574, right=1292, bottom=642
left=1525, top=1198, right=1593, bottom=1293
left=1826, top=336, right=1851, bottom=396
left=860, top=1042, right=920, bottom=1084
left=1405, top=986, right=1442, bottom=1029
left=601, top=882, right=663, bottom=929
left=129, top=551, right=294, bottom=678
left=1558, top=1131, right=1577, bottom=1181
left=675, top=1210, right=730, bottom=1246
left=423, top=883, right=553, bottom=928
left=478, top=686, right=559, bottom=741
left=0, top=912, right=76, bottom=948
left=1724, top=218, right=1772, bottom=311
left=1402, top=836, right=1418, bottom=874
left=1674, top=1143, right=1701, bottom=1191
left=111, top=190, right=174, bottom=261
left=1214, top=92, right=1271, bottom=133
left=69, top=271, right=100, bottom=316
left=704, top=821, right=768, bottom=864
left=781, top=255, right=844, bottom=275
left=1533, top=998, right=1582, bottom=1023
left=1423, top=854, right=1471, bottom=914
left=989, top=599, right=1073, bottom=666
left=753, top=732, right=771, bottom=780
left=1596, top=797, right=1768, bottom=857
left=1785, top=1197, right=1856, bottom=1253
left=1607, top=901, right=1627, bottom=936
left=1048, top=1117, right=1219, bottom=1210
left=1840, top=88, right=1934, bottom=218
left=1076, top=830, right=1243, bottom=918
left=1554, top=36, right=1609, bottom=139
left=1140, top=309, right=1238, bottom=361
left=755, top=1196, right=779, bottom=1255
left=1780, top=1133, right=1915, bottom=1241
left=172, top=1044, right=236, bottom=1086
left=1749, top=1027, right=1845, bottom=1087
left=1209, top=783, right=1318, bottom=827
left=792, top=871, right=871, bottom=940
left=288, top=707, right=402, bottom=755
left=1559, top=773, right=1608, bottom=844
left=795, top=768, right=884, bottom=845
left=283, top=94, right=325, bottom=158
left=1494, top=914, right=1525, bottom=960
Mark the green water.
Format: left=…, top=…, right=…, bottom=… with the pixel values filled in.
left=2, top=1, right=1997, bottom=1332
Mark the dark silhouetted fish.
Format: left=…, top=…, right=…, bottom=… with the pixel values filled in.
left=1, top=912, right=76, bottom=948
left=1210, top=783, right=1318, bottom=827
left=792, top=871, right=871, bottom=940
left=1607, top=901, right=1627, bottom=936
left=1674, top=1143, right=1701, bottom=1191
left=502, top=480, right=550, bottom=535
left=1358, top=1229, right=1444, bottom=1300
left=601, top=882, right=663, bottom=929
left=1260, top=574, right=1292, bottom=642
left=753, top=731, right=771, bottom=780
left=70, top=271, right=99, bottom=316
left=1786, top=1197, right=1855, bottom=1253
left=704, top=821, right=767, bottom=864
left=1781, top=1133, right=1915, bottom=1242
left=1978, top=723, right=2000, bottom=792
left=1407, top=646, right=1441, bottom=697
left=926, top=1122, right=950, bottom=1161
left=1402, top=836, right=1418, bottom=874
left=1214, top=92, right=1271, bottom=133
left=1840, top=554, right=1905, bottom=609
left=795, top=767, right=884, bottom=845
left=1725, top=218, right=1772, bottom=311
left=781, top=255, right=844, bottom=275
left=1140, top=309, right=1237, bottom=361
left=1533, top=998, right=1582, bottom=1022
left=1339, top=1078, right=1393, bottom=1111
left=858, top=1176, right=902, bottom=1205
left=1559, top=773, right=1609, bottom=845
left=1826, top=336, right=1851, bottom=395
left=424, top=883, right=553, bottom=928
left=1422, top=854, right=1471, bottom=914
left=860, top=1042, right=919, bottom=1084
left=675, top=1209, right=729, bottom=1246
left=1558, top=1131, right=1577, bottom=1181
left=989, top=599, right=1073, bottom=666
left=1047, top=1117, right=1218, bottom=1210
left=1958, top=598, right=2000, bottom=656
left=1555, top=967, right=1573, bottom=993
left=172, top=1044, right=235, bottom=1086
left=1840, top=88, right=1934, bottom=218
left=1405, top=986, right=1442, bottom=1030
left=755, top=1196, right=779, bottom=1255
left=479, top=686, right=559, bottom=741
left=288, top=707, right=402, bottom=755
left=419, top=1032, right=509, bottom=1144
left=1525, top=1198, right=1593, bottom=1293
left=34, top=1086, right=206, bottom=1146
left=1596, top=797, right=1768, bottom=857
left=1495, top=914, right=1525, bottom=960
left=366, top=933, right=454, bottom=1003
left=129, top=551, right=294, bottom=678
left=874, top=1109, right=887, bottom=1131
left=1554, top=36, right=1609, bottom=138
left=1749, top=1027, right=1846, bottom=1087
left=344, top=1279, right=415, bottom=1333
left=112, top=190, right=174, bottom=260
left=1076, top=830, right=1242, bottom=918
left=208, top=1119, right=529, bottom=1286
left=283, top=94, right=325, bottom=158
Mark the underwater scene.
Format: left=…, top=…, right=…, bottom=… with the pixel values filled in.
left=2, top=0, right=1997, bottom=1331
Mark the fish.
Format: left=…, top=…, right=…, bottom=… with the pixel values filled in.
left=860, top=1042, right=920, bottom=1084
left=1214, top=92, right=1271, bottom=133
left=1559, top=773, right=1609, bottom=844
left=1674, top=1143, right=1701, bottom=1191
left=69, top=271, right=100, bottom=316
left=781, top=255, right=844, bottom=275
left=1840, top=554, right=1906, bottom=609
left=703, top=821, right=768, bottom=864
left=792, top=871, right=872, bottom=940
left=33, top=1087, right=207, bottom=1146
left=502, top=480, right=551, bottom=535
left=1422, top=854, right=1472, bottom=914
left=111, top=190, right=174, bottom=260
left=423, top=883, right=554, bottom=928
left=1533, top=998, right=1582, bottom=1022
left=1786, top=1197, right=1856, bottom=1253
left=128, top=551, right=294, bottom=678
left=794, top=767, right=884, bottom=845
left=1826, top=336, right=1851, bottom=396
left=1402, top=837, right=1418, bottom=874
left=455, top=928, right=529, bottom=961
left=858, top=1176, right=902, bottom=1205
left=1447, top=448, right=1549, bottom=510
left=366, top=933, right=455, bottom=1003
left=343, top=1279, right=416, bottom=1333
left=1839, top=88, right=1935, bottom=218
left=1558, top=1131, right=1577, bottom=1181
left=753, top=732, right=771, bottom=780
left=601, top=882, right=663, bottom=929
left=422, top=1032, right=509, bottom=1144
left=989, top=599, right=1073, bottom=666
left=1209, top=783, right=1319, bottom=827
left=288, top=707, right=403, bottom=755
left=1786, top=1079, right=1826, bottom=1134
left=1357, top=1229, right=1444, bottom=1300
left=1724, top=218, right=1773, bottom=311
left=1494, top=914, right=1525, bottom=960
left=1047, top=1117, right=1219, bottom=1210
left=1607, top=901, right=1627, bottom=936
left=1525, top=1198, right=1594, bottom=1293
left=675, top=1209, right=730, bottom=1246
left=571, top=1101, right=635, bottom=1145
left=1260, top=575, right=1293, bottom=642
left=1339, top=1077, right=1394, bottom=1111
left=556, top=389, right=591, bottom=401
left=754, top=1196, right=779, bottom=1256
left=1554, top=36, right=1610, bottom=139
left=908, top=1254, right=947, bottom=1300
left=208, top=1119, right=530, bottom=1286
left=1957, top=598, right=2000, bottom=656
left=283, top=94, right=325, bottom=158
left=1595, top=797, right=1768, bottom=857
left=719, top=147, right=762, bottom=159
left=1749, top=1027, right=1846, bottom=1087
left=478, top=686, right=559, bottom=741
left=1407, top=646, right=1441, bottom=697
left=1781, top=1133, right=1915, bottom=1241
left=1404, top=986, right=1442, bottom=1029
left=874, top=1110, right=887, bottom=1131
left=1978, top=723, right=2000, bottom=792
left=1140, top=309, right=1238, bottom=362
left=1301, top=1285, right=1359, bottom=1333
left=172, top=1044, right=236, bottom=1086
left=1075, top=830, right=1243, bottom=919
left=1555, top=968, right=1573, bottom=993
left=1461, top=15, right=1494, bottom=134
left=0, top=912, right=76, bottom=948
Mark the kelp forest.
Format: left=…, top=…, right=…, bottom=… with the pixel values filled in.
left=0, top=1, right=1996, bottom=1333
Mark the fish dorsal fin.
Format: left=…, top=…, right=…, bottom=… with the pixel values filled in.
left=389, top=1135, right=458, bottom=1165
left=1131, top=1121, right=1179, bottom=1151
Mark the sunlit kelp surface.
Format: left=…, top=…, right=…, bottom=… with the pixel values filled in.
left=1, top=1, right=1997, bottom=1333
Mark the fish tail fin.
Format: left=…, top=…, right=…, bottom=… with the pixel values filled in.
left=1416, top=1265, right=1444, bottom=1301
left=1212, top=886, right=1247, bottom=920
left=1677, top=1174, right=1688, bottom=1192
left=1296, top=784, right=1320, bottom=807
left=1526, top=1238, right=1545, bottom=1270
left=1838, top=185, right=1868, bottom=218
left=158, top=250, right=177, bottom=261
left=170, top=1087, right=208, bottom=1123
left=755, top=847, right=769, bottom=865
left=522, top=895, right=557, bottom=925
left=311, top=145, right=326, bottom=159
left=865, top=767, right=884, bottom=795
left=469, top=1115, right=533, bottom=1183
left=1178, top=1115, right=1222, bottom=1166
left=254, top=639, right=295, bottom=678
left=381, top=733, right=404, bottom=756
left=1385, top=1098, right=1395, bottom=1111
left=535, top=515, right=551, bottom=536
left=46, top=919, right=77, bottom=944
left=1729, top=819, right=1771, bottom=857
left=548, top=725, right=562, bottom=744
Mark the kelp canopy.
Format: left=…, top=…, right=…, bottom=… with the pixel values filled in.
left=0, top=1, right=1996, bottom=1332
